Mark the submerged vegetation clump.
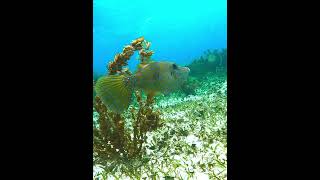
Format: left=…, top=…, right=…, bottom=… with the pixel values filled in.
left=187, top=48, right=227, bottom=78
left=93, top=37, right=227, bottom=179
left=93, top=93, right=161, bottom=164
left=179, top=48, right=227, bottom=96
left=107, top=36, right=153, bottom=75
left=93, top=37, right=163, bottom=176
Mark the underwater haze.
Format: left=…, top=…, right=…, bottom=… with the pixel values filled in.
left=93, top=0, right=227, bottom=179
left=93, top=0, right=227, bottom=75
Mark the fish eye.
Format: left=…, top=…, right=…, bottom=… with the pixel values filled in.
left=172, top=63, right=178, bottom=69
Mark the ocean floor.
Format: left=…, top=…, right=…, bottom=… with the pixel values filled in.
left=93, top=72, right=227, bottom=180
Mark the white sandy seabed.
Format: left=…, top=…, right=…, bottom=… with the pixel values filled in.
left=94, top=75, right=227, bottom=180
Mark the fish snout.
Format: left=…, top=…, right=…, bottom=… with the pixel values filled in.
left=179, top=67, right=190, bottom=80
left=181, top=67, right=190, bottom=73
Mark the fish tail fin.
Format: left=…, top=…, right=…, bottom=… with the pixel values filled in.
left=95, top=74, right=135, bottom=113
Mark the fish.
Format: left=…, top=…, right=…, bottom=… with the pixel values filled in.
left=95, top=61, right=190, bottom=113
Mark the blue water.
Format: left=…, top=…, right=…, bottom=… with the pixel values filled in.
left=93, top=0, right=227, bottom=75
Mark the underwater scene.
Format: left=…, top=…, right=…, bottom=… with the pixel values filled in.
left=93, top=0, right=227, bottom=179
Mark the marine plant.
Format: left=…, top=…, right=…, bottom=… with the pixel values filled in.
left=93, top=37, right=162, bottom=172
left=187, top=48, right=227, bottom=78
left=107, top=37, right=153, bottom=75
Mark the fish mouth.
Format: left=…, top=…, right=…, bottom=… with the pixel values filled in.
left=181, top=67, right=190, bottom=73
left=179, top=67, right=190, bottom=81
left=183, top=67, right=190, bottom=75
